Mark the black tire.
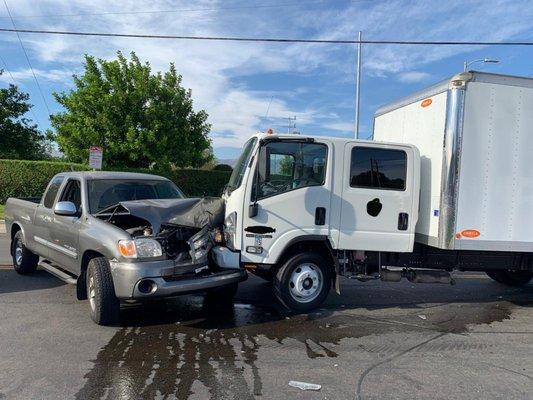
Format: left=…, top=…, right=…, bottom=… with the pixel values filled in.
left=86, top=257, right=120, bottom=325
left=11, top=230, right=39, bottom=274
left=486, top=270, right=533, bottom=287
left=274, top=252, right=331, bottom=312
left=205, top=282, right=238, bottom=304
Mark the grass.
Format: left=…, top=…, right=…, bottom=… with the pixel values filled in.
left=0, top=204, right=4, bottom=220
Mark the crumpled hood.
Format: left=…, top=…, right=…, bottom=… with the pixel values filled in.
left=117, top=197, right=225, bottom=233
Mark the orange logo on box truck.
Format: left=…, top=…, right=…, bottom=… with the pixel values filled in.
left=460, top=229, right=480, bottom=238
left=421, top=98, right=432, bottom=107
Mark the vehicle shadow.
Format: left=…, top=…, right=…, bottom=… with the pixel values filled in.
left=0, top=268, right=65, bottom=295
left=76, top=275, right=533, bottom=399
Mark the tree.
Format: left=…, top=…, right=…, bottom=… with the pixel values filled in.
left=0, top=71, right=49, bottom=160
left=50, top=51, right=212, bottom=169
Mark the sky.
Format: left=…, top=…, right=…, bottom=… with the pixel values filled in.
left=1, top=0, right=533, bottom=160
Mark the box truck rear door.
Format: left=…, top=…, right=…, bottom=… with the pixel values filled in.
left=338, top=142, right=418, bottom=252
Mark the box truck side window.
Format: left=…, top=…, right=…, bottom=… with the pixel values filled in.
left=350, top=147, right=406, bottom=190
left=256, top=141, right=327, bottom=199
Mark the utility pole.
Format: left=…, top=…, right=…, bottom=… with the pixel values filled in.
left=287, top=116, right=296, bottom=134
left=355, top=30, right=362, bottom=139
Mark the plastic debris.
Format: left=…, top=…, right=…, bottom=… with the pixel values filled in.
left=418, top=315, right=427, bottom=320
left=289, top=381, right=322, bottom=391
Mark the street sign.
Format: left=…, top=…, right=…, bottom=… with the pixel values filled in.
left=89, top=146, right=103, bottom=170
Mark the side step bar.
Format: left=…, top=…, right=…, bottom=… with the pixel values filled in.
left=39, top=260, right=77, bottom=284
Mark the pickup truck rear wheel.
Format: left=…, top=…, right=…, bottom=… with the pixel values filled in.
left=486, top=270, right=533, bottom=287
left=11, top=230, right=38, bottom=274
left=87, top=257, right=120, bottom=325
left=274, top=252, right=331, bottom=312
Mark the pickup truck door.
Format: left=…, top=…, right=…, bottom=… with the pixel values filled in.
left=32, top=176, right=65, bottom=258
left=240, top=139, right=331, bottom=263
left=47, top=178, right=82, bottom=273
left=337, top=142, right=419, bottom=252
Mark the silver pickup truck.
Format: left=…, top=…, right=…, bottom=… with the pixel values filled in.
left=5, top=171, right=246, bottom=325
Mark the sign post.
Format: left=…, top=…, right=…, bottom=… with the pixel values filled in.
left=89, top=146, right=103, bottom=170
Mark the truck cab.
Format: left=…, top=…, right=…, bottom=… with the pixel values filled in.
left=217, top=132, right=420, bottom=311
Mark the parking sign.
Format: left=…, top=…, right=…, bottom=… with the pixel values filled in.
left=89, top=146, right=103, bottom=170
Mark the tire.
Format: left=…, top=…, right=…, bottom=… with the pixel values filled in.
left=205, top=282, right=238, bottom=304
left=486, top=270, right=533, bottom=287
left=274, top=252, right=331, bottom=312
left=86, top=257, right=120, bottom=325
left=11, top=230, right=39, bottom=274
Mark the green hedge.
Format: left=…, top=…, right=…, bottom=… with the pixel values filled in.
left=0, top=159, right=231, bottom=204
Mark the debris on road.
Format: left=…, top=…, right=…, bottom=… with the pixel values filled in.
left=418, top=315, right=427, bottom=320
left=289, top=381, right=322, bottom=391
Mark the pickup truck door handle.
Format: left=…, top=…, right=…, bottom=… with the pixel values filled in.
left=315, top=207, right=326, bottom=225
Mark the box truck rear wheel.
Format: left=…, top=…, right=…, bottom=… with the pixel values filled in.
left=274, top=252, right=331, bottom=312
left=486, top=270, right=533, bottom=287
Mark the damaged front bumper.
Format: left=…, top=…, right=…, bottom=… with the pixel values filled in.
left=109, top=248, right=246, bottom=299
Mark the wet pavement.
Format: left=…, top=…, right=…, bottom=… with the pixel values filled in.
left=0, top=233, right=532, bottom=399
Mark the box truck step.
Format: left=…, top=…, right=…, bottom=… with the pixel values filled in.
left=39, top=260, right=77, bottom=284
left=381, top=268, right=455, bottom=285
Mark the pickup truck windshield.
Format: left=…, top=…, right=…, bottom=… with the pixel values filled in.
left=226, top=137, right=257, bottom=194
left=88, top=179, right=184, bottom=214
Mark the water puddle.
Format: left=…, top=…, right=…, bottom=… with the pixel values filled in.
left=75, top=292, right=516, bottom=399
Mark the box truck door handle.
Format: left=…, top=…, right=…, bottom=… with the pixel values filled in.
left=398, top=213, right=409, bottom=231
left=245, top=226, right=276, bottom=234
left=315, top=207, right=326, bottom=225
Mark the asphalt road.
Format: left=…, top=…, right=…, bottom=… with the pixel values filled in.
left=0, top=232, right=532, bottom=399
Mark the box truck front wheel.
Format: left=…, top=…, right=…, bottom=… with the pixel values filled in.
left=274, top=252, right=331, bottom=312
left=486, top=270, right=533, bottom=287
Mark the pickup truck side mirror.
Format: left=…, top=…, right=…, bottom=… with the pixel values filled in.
left=54, top=201, right=79, bottom=217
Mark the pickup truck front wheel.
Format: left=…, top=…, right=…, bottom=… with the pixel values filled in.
left=274, top=252, right=331, bottom=312
left=87, top=257, right=120, bottom=325
left=11, top=231, right=39, bottom=274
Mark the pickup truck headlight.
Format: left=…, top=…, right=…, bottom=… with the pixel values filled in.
left=118, top=238, right=162, bottom=259
left=224, top=212, right=237, bottom=250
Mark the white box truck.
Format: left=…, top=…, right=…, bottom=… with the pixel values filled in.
left=211, top=71, right=533, bottom=312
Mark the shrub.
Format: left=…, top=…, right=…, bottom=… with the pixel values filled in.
left=0, top=159, right=231, bottom=204
left=0, top=159, right=87, bottom=203
left=212, top=164, right=233, bottom=172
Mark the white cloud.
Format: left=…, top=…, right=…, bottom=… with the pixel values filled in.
left=0, top=67, right=75, bottom=83
left=398, top=71, right=433, bottom=83
left=323, top=121, right=354, bottom=133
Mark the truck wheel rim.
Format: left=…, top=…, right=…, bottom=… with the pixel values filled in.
left=88, top=272, right=96, bottom=311
left=289, top=263, right=323, bottom=303
left=15, top=240, right=23, bottom=265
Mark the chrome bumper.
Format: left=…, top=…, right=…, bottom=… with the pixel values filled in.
left=109, top=250, right=245, bottom=299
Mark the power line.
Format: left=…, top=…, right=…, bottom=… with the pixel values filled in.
left=0, top=53, right=42, bottom=125
left=0, top=27, right=531, bottom=46
left=2, top=1, right=52, bottom=116
left=0, top=0, right=364, bottom=19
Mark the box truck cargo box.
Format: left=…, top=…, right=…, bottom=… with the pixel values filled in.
left=374, top=71, right=533, bottom=252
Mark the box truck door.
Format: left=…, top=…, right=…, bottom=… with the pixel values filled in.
left=338, top=143, right=418, bottom=252
left=240, top=139, right=331, bottom=263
